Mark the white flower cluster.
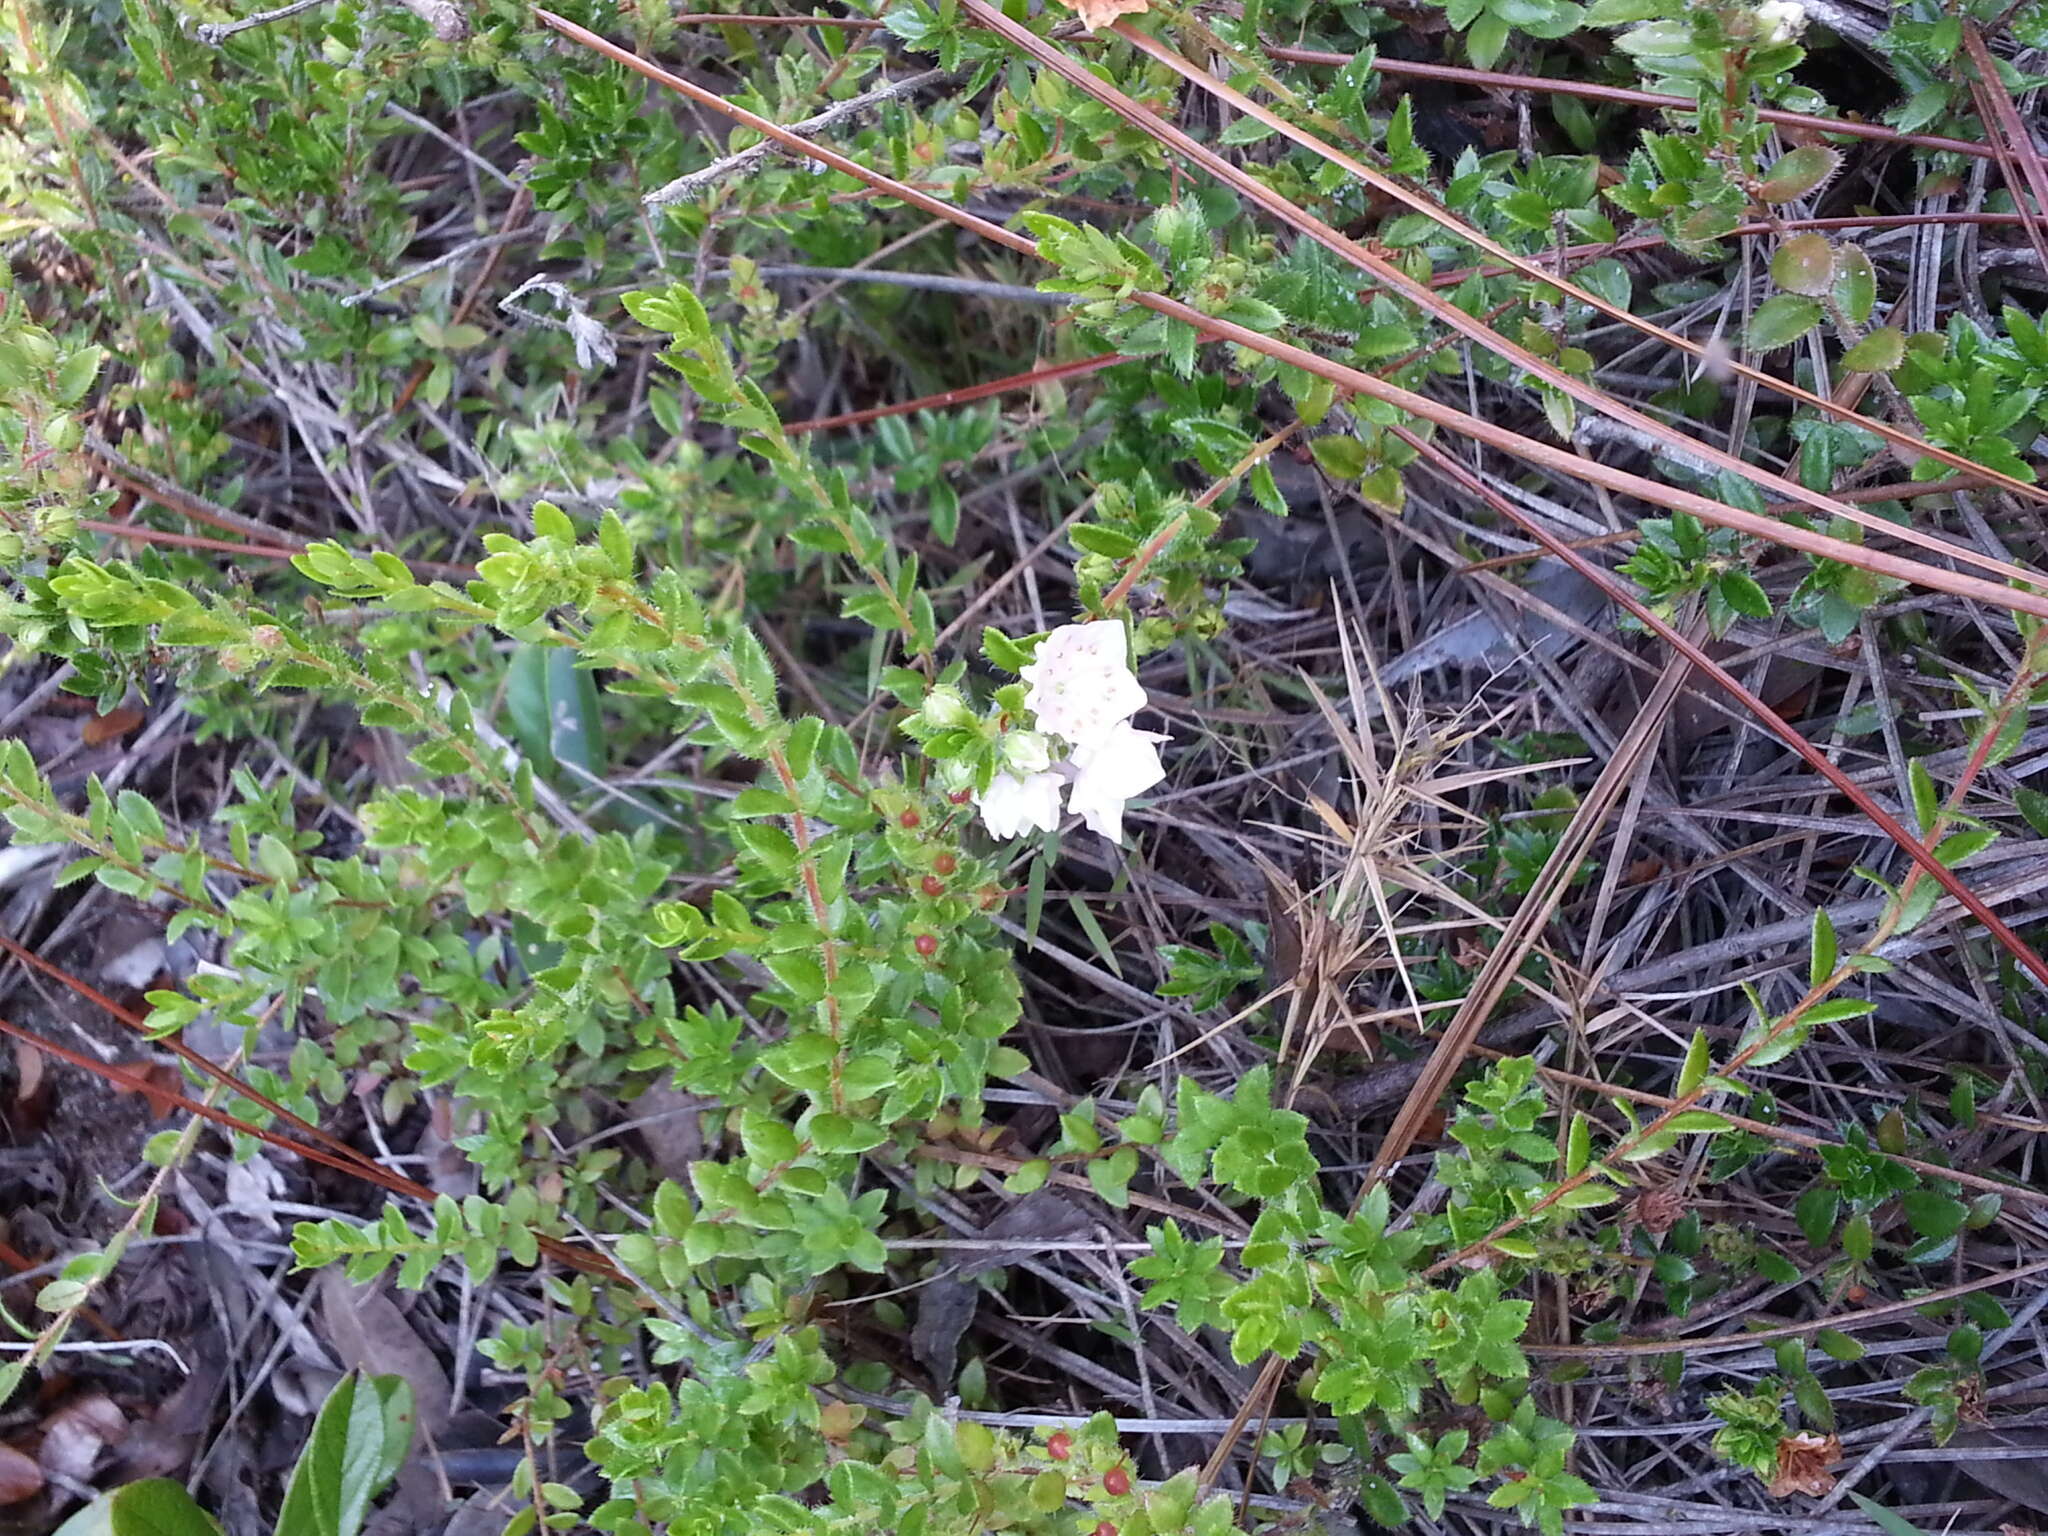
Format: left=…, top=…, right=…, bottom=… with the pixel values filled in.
left=975, top=621, right=1169, bottom=845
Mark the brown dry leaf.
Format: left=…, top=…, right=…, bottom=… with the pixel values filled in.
left=37, top=1393, right=126, bottom=1486
left=107, top=1060, right=185, bottom=1121
left=81, top=707, right=145, bottom=747
left=316, top=1269, right=453, bottom=1440
left=0, top=1444, right=43, bottom=1505
left=1059, top=0, right=1150, bottom=30
left=1767, top=1431, right=1841, bottom=1498
left=13, top=1041, right=43, bottom=1105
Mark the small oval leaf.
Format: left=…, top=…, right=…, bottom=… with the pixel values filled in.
left=1771, top=233, right=1837, bottom=297
left=1749, top=294, right=1823, bottom=350
left=1758, top=145, right=1840, bottom=202
left=1833, top=243, right=1876, bottom=324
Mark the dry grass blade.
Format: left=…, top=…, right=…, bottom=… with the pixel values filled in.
left=1364, top=638, right=1698, bottom=1186
left=1077, top=11, right=2048, bottom=523
left=1398, top=426, right=2048, bottom=991
left=530, top=6, right=2048, bottom=628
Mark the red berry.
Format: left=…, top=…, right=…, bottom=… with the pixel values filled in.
left=948, top=788, right=972, bottom=804
left=1102, top=1466, right=1131, bottom=1497
left=933, top=852, right=958, bottom=876
left=1046, top=1432, right=1072, bottom=1462
left=914, top=933, right=939, bottom=957
left=900, top=809, right=922, bottom=829
left=1094, top=1525, right=1117, bottom=1536
left=921, top=874, right=945, bottom=897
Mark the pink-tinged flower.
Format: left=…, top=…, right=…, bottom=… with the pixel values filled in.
left=1064, top=720, right=1169, bottom=845
left=976, top=770, right=1064, bottom=840
left=1021, top=621, right=1147, bottom=750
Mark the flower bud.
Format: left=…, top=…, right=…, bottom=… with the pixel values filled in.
left=921, top=685, right=974, bottom=730
left=1002, top=729, right=1053, bottom=775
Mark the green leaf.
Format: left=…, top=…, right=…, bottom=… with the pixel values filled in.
left=503, top=645, right=601, bottom=779
left=275, top=1374, right=415, bottom=1536
left=1801, top=999, right=1875, bottom=1026
left=1309, top=435, right=1370, bottom=480
left=2016, top=785, right=2048, bottom=837
left=1849, top=1494, right=1937, bottom=1536
left=1070, top=524, right=1138, bottom=559
left=1841, top=327, right=1905, bottom=373
left=1757, top=145, right=1840, bottom=202
left=1833, top=243, right=1876, bottom=325
left=1933, top=827, right=1997, bottom=867
left=1087, top=1147, right=1138, bottom=1208
left=1770, top=233, right=1835, bottom=297
left=1908, top=757, right=1939, bottom=835
left=1004, top=1158, right=1050, bottom=1195
left=52, top=1480, right=223, bottom=1536
left=1564, top=1112, right=1591, bottom=1177
left=1715, top=569, right=1771, bottom=621
left=1816, top=1328, right=1864, bottom=1362
left=1748, top=294, right=1822, bottom=349
left=1809, top=907, right=1837, bottom=988
left=1666, top=1110, right=1734, bottom=1134
left=1796, top=1185, right=1838, bottom=1245
left=1676, top=1029, right=1710, bottom=1097
left=1556, top=1183, right=1617, bottom=1209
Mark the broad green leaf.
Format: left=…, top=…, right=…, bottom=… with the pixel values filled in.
left=504, top=644, right=603, bottom=781
left=1848, top=322, right=1906, bottom=372
left=1757, top=145, right=1840, bottom=202
left=52, top=1480, right=222, bottom=1536
left=1748, top=294, right=1822, bottom=349
left=276, top=1373, right=415, bottom=1536
left=1770, top=233, right=1835, bottom=296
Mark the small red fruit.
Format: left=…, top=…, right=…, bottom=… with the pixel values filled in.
left=914, top=933, right=939, bottom=957
left=948, top=788, right=972, bottom=804
left=900, top=809, right=922, bottom=829
left=921, top=874, right=946, bottom=897
left=1094, top=1524, right=1117, bottom=1536
left=1046, top=1432, right=1072, bottom=1461
left=933, top=852, right=958, bottom=876
left=1102, top=1466, right=1131, bottom=1498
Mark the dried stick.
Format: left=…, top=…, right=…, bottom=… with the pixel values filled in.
left=644, top=67, right=947, bottom=206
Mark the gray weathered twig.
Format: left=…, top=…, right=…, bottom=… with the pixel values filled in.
left=193, top=0, right=331, bottom=46
left=644, top=69, right=948, bottom=206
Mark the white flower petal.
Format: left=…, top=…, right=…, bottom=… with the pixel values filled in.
left=975, top=770, right=1064, bottom=840
left=1020, top=621, right=1147, bottom=749
left=1066, top=720, right=1169, bottom=845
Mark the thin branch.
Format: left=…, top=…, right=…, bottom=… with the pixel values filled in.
left=643, top=67, right=948, bottom=206
left=1263, top=42, right=2003, bottom=162
left=192, top=0, right=329, bottom=46
left=714, top=263, right=1073, bottom=303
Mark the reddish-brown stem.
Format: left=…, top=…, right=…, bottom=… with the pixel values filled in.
left=784, top=351, right=1129, bottom=434
left=533, top=6, right=2048, bottom=624
left=1959, top=21, right=2048, bottom=273
left=1396, top=426, right=2048, bottom=989
left=1261, top=43, right=2000, bottom=161
left=1102, top=426, right=1295, bottom=612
